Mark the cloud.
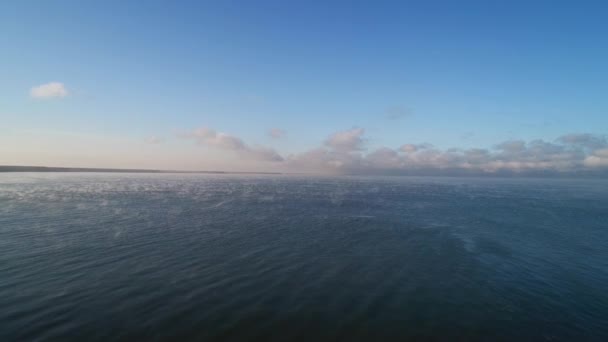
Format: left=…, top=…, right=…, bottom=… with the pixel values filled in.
left=247, top=146, right=285, bottom=162
left=286, top=147, right=364, bottom=172
left=180, top=127, right=283, bottom=162
left=30, top=82, right=69, bottom=99
left=145, top=136, right=163, bottom=144
left=324, top=128, right=366, bottom=152
left=495, top=140, right=526, bottom=153
left=584, top=148, right=608, bottom=168
left=175, top=126, right=607, bottom=176
left=286, top=130, right=608, bottom=176
left=399, top=143, right=432, bottom=153
left=268, top=128, right=286, bottom=139
left=557, top=134, right=607, bottom=149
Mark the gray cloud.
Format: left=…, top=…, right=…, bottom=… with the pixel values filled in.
left=180, top=127, right=283, bottom=162
left=557, top=134, right=607, bottom=150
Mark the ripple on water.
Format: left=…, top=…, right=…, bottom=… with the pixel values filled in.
left=1, top=174, right=608, bottom=341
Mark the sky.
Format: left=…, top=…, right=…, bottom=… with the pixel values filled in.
left=1, top=0, right=607, bottom=175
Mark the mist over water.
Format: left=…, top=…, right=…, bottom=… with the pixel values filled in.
left=1, top=174, right=608, bottom=341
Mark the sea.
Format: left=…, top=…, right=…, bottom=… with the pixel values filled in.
left=1, top=173, right=607, bottom=341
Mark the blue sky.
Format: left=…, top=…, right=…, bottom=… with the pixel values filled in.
left=1, top=1, right=607, bottom=174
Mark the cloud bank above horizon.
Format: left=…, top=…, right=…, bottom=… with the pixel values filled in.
left=170, top=126, right=608, bottom=176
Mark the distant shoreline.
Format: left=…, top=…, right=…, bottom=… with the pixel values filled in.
left=0, top=165, right=282, bottom=175
left=1, top=165, right=605, bottom=179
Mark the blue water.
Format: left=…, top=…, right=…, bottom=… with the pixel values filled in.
left=1, top=174, right=608, bottom=341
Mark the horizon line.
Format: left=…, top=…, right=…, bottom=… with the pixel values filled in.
left=0, top=165, right=284, bottom=175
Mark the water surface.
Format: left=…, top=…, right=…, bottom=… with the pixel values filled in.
left=1, top=174, right=607, bottom=341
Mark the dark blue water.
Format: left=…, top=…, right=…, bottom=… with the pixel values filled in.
left=1, top=174, right=608, bottom=341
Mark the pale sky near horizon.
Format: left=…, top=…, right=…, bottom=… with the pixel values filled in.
left=1, top=1, right=607, bottom=175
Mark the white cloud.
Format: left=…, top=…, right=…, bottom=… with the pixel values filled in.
left=584, top=156, right=608, bottom=168
left=30, top=82, right=69, bottom=99
left=268, top=128, right=286, bottom=139
left=584, top=148, right=608, bottom=168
